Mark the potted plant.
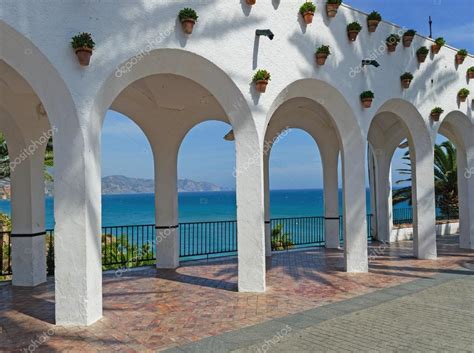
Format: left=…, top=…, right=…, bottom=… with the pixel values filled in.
left=467, top=67, right=474, bottom=79
left=360, top=91, right=374, bottom=108
left=253, top=69, right=271, bottom=93
left=430, top=107, right=444, bottom=121
left=71, top=32, right=95, bottom=66
left=347, top=22, right=362, bottom=41
left=455, top=49, right=468, bottom=65
left=386, top=34, right=401, bottom=52
left=416, top=46, right=429, bottom=63
left=326, top=0, right=342, bottom=18
left=458, top=88, right=470, bottom=102
left=300, top=2, right=316, bottom=24
left=315, top=45, right=331, bottom=65
left=367, top=11, right=382, bottom=32
left=431, top=37, right=445, bottom=54
left=179, top=8, right=198, bottom=34
left=400, top=72, right=414, bottom=89
left=246, top=0, right=256, bottom=5
left=402, top=29, right=416, bottom=47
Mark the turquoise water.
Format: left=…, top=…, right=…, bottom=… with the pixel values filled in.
left=0, top=189, right=376, bottom=228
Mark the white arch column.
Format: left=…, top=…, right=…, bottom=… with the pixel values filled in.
left=459, top=140, right=474, bottom=249
left=263, top=151, right=272, bottom=257
left=321, top=145, right=340, bottom=249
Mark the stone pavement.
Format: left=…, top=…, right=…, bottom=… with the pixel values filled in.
left=166, top=269, right=474, bottom=353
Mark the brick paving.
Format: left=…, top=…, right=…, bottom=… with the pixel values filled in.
left=0, top=235, right=473, bottom=352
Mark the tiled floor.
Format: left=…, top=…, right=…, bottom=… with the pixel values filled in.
left=1, top=236, right=473, bottom=352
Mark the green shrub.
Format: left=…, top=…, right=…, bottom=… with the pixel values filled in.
left=179, top=8, right=198, bottom=21
left=360, top=91, right=375, bottom=99
left=400, top=72, right=413, bottom=80
left=417, top=46, right=429, bottom=55
left=300, top=2, right=316, bottom=14
left=468, top=67, right=474, bottom=73
left=252, top=69, right=271, bottom=82
left=431, top=107, right=444, bottom=114
left=367, top=11, right=382, bottom=21
left=71, top=32, right=95, bottom=50
left=0, top=213, right=11, bottom=231
left=271, top=224, right=294, bottom=251
left=434, top=37, right=445, bottom=46
left=458, top=88, right=470, bottom=97
left=386, top=34, right=401, bottom=44
left=316, top=45, right=331, bottom=55
left=457, top=49, right=468, bottom=56
left=347, top=21, right=362, bottom=31
left=404, top=29, right=417, bottom=37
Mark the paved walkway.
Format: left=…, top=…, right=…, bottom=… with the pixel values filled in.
left=166, top=270, right=474, bottom=352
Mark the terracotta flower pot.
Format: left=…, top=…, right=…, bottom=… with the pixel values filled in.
left=361, top=98, right=373, bottom=108
left=431, top=44, right=441, bottom=54
left=302, top=11, right=314, bottom=24
left=367, top=20, right=380, bottom=33
left=75, top=47, right=93, bottom=66
left=246, top=0, right=256, bottom=5
left=181, top=18, right=196, bottom=34
left=401, top=79, right=412, bottom=89
left=315, top=53, right=328, bottom=65
left=458, top=95, right=468, bottom=103
left=326, top=3, right=340, bottom=18
left=386, top=43, right=397, bottom=53
left=455, top=54, right=466, bottom=65
left=468, top=71, right=474, bottom=79
left=402, top=35, right=414, bottom=48
left=417, top=53, right=427, bottom=63
left=431, top=112, right=441, bottom=122
left=255, top=80, right=269, bottom=93
left=347, top=30, right=359, bottom=41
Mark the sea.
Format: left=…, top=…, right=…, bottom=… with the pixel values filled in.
left=0, top=189, right=380, bottom=228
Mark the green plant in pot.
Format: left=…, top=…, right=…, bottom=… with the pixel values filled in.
left=367, top=11, right=382, bottom=32
left=416, top=46, right=429, bottom=63
left=315, top=45, right=331, bottom=65
left=430, top=107, right=444, bottom=121
left=326, top=0, right=342, bottom=18
left=458, top=88, right=470, bottom=103
left=347, top=21, right=362, bottom=41
left=360, top=91, right=374, bottom=108
left=300, top=2, right=317, bottom=24
left=253, top=69, right=271, bottom=93
left=402, top=29, right=416, bottom=47
left=386, top=34, right=401, bottom=52
left=400, top=72, right=414, bottom=89
left=246, top=0, right=256, bottom=5
left=179, top=8, right=198, bottom=34
left=467, top=67, right=474, bottom=80
left=455, top=49, right=468, bottom=65
left=71, top=32, right=95, bottom=66
left=431, top=37, right=445, bottom=54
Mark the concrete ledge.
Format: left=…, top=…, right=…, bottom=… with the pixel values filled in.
left=391, top=221, right=459, bottom=242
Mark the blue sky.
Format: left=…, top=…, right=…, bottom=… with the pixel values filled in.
left=102, top=0, right=473, bottom=190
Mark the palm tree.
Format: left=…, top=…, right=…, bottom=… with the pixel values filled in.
left=393, top=141, right=458, bottom=217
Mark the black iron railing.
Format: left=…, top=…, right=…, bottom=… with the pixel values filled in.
left=270, top=216, right=325, bottom=250
left=393, top=208, right=413, bottom=226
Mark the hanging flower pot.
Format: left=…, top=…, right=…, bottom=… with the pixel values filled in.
left=179, top=8, right=199, bottom=34
left=367, top=11, right=381, bottom=32
left=347, top=22, right=362, bottom=41
left=468, top=67, right=474, bottom=80
left=431, top=37, right=445, bottom=54
left=246, top=0, right=256, bottom=5
left=386, top=34, right=401, bottom=53
left=458, top=88, right=470, bottom=103
left=416, top=46, right=429, bottom=63
left=400, top=72, right=413, bottom=89
left=360, top=91, right=374, bottom=108
left=315, top=45, right=331, bottom=65
left=326, top=0, right=342, bottom=18
left=300, top=2, right=316, bottom=24
left=430, top=107, right=444, bottom=122
left=253, top=69, right=271, bottom=93
left=455, top=49, right=468, bottom=65
left=71, top=32, right=95, bottom=66
left=402, top=29, right=416, bottom=47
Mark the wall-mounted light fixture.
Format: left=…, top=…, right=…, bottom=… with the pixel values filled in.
left=362, top=60, right=380, bottom=68
left=256, top=29, right=275, bottom=40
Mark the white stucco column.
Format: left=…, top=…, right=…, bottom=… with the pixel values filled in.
left=10, top=140, right=47, bottom=287
left=263, top=152, right=272, bottom=257
left=54, top=122, right=102, bottom=326
left=459, top=142, right=474, bottom=249
left=341, top=141, right=368, bottom=272
left=411, top=143, right=437, bottom=259
left=321, top=146, right=340, bottom=249
left=372, top=148, right=393, bottom=243
left=154, top=144, right=180, bottom=269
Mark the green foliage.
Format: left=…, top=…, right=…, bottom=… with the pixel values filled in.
left=404, top=29, right=416, bottom=37
left=457, top=49, right=468, bottom=56
left=71, top=32, right=95, bottom=50
left=416, top=46, right=429, bottom=55
left=468, top=67, right=474, bottom=73
left=347, top=21, right=362, bottom=31
left=434, top=37, right=445, bottom=46
left=0, top=213, right=11, bottom=231
left=400, top=72, right=413, bottom=80
left=458, top=88, right=470, bottom=97
left=271, top=224, right=294, bottom=251
left=327, top=0, right=342, bottom=4
left=360, top=90, right=374, bottom=99
left=386, top=34, right=400, bottom=44
left=316, top=45, right=331, bottom=55
left=102, top=234, right=155, bottom=270
left=179, top=8, right=198, bottom=21
left=300, top=2, right=316, bottom=14
left=431, top=107, right=444, bottom=114
left=46, top=234, right=54, bottom=275
left=367, top=11, right=382, bottom=21
left=252, top=69, right=271, bottom=82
